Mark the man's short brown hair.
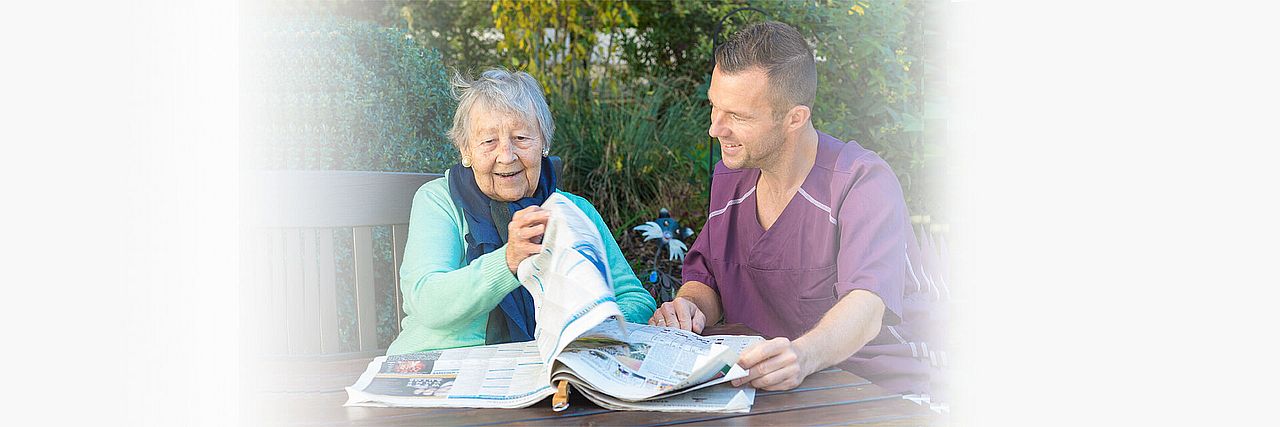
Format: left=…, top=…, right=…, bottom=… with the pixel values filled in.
left=714, top=21, right=817, bottom=115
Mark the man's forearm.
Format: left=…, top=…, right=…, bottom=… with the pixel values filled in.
left=793, top=289, right=885, bottom=376
left=677, top=281, right=723, bottom=325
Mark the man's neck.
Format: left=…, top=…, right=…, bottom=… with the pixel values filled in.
left=758, top=126, right=819, bottom=194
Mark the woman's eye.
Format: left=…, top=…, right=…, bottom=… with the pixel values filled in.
left=480, top=139, right=495, bottom=145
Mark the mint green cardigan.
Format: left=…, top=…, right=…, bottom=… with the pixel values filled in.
left=386, top=170, right=657, bottom=355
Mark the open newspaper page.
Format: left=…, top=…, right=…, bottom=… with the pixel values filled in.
left=552, top=322, right=763, bottom=402
left=516, top=192, right=629, bottom=365
left=344, top=341, right=552, bottom=408
left=551, top=327, right=764, bottom=411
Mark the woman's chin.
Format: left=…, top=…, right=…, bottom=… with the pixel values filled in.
left=493, top=188, right=526, bottom=202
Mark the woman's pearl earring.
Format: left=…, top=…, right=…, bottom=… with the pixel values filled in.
left=461, top=157, right=471, bottom=167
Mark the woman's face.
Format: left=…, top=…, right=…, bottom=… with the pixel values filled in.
left=464, top=101, right=544, bottom=202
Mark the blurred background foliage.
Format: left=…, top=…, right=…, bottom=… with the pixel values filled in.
left=245, top=0, right=948, bottom=332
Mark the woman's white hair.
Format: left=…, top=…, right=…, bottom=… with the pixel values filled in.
left=447, top=68, right=554, bottom=157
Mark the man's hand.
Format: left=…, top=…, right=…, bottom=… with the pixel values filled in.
left=648, top=297, right=706, bottom=333
left=731, top=337, right=814, bottom=391
left=505, top=206, right=550, bottom=274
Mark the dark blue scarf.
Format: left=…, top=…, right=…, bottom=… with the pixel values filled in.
left=447, top=157, right=557, bottom=344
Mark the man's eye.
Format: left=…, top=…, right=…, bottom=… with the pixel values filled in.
left=731, top=113, right=744, bottom=121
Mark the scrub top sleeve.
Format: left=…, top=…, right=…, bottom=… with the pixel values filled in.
left=834, top=155, right=908, bottom=325
left=681, top=225, right=719, bottom=293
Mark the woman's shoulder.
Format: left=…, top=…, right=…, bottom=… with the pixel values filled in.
left=412, top=173, right=461, bottom=219
left=418, top=171, right=451, bottom=197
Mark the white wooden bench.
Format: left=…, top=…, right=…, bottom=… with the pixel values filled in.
left=242, top=171, right=441, bottom=406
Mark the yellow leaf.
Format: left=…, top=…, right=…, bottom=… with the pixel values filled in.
left=400, top=6, right=414, bottom=30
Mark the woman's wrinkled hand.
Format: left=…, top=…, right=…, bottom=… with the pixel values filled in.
left=505, top=206, right=551, bottom=274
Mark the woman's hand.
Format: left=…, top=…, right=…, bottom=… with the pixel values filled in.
left=505, top=206, right=551, bottom=274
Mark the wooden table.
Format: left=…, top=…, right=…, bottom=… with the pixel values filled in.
left=248, top=324, right=938, bottom=426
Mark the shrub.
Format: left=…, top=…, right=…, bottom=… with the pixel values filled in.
left=244, top=16, right=457, bottom=173
left=544, top=84, right=709, bottom=284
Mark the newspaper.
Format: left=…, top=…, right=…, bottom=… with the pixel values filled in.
left=516, top=192, right=630, bottom=366
left=344, top=341, right=552, bottom=408
left=345, top=193, right=762, bottom=412
left=551, top=323, right=763, bottom=412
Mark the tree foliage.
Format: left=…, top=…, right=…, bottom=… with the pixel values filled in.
left=252, top=0, right=947, bottom=290
left=490, top=0, right=638, bottom=101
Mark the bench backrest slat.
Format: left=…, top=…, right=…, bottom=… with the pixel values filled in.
left=352, top=226, right=380, bottom=352
left=266, top=230, right=288, bottom=354
left=316, top=228, right=341, bottom=354
left=391, top=223, right=410, bottom=335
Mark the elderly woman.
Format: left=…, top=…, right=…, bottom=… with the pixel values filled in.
left=387, top=69, right=657, bottom=355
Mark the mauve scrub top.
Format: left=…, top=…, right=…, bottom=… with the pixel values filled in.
left=684, top=131, right=941, bottom=395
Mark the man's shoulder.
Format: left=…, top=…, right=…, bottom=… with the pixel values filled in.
left=709, top=162, right=759, bottom=202
left=712, top=160, right=752, bottom=178
left=815, top=131, right=891, bottom=176
left=711, top=161, right=757, bottom=189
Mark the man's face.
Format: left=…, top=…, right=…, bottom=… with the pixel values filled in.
left=707, top=65, right=787, bottom=170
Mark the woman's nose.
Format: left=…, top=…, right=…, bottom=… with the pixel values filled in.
left=496, top=138, right=518, bottom=163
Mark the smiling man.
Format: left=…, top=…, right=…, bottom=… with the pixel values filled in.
left=648, top=21, right=914, bottom=392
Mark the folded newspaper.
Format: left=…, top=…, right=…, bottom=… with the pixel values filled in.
left=345, top=193, right=763, bottom=412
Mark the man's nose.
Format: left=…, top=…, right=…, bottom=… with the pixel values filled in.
left=708, top=111, right=730, bottom=139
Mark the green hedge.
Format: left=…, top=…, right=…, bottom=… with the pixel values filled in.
left=245, top=16, right=457, bottom=173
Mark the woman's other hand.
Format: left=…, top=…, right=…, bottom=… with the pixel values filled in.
left=506, top=206, right=551, bottom=274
